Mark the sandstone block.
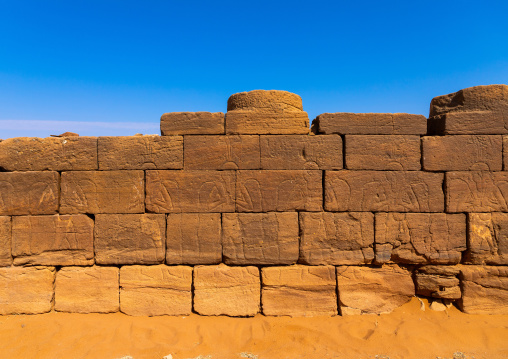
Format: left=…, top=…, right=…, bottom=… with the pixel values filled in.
left=314, top=113, right=427, bottom=135
left=184, top=135, right=260, bottom=170
left=299, top=212, right=374, bottom=265
left=236, top=170, right=322, bottom=212
left=446, top=172, right=508, bottom=212
left=0, top=172, right=59, bottom=215
left=0, top=216, right=11, bottom=266
left=415, top=266, right=461, bottom=300
left=261, top=265, right=337, bottom=317
left=120, top=265, right=192, bottom=316
left=146, top=170, right=235, bottom=213
left=55, top=266, right=119, bottom=313
left=166, top=213, right=221, bottom=264
left=95, top=214, right=165, bottom=265
left=60, top=171, right=144, bottom=214
left=428, top=111, right=508, bottom=135
left=0, top=136, right=97, bottom=171
left=467, top=213, right=508, bottom=265
left=422, top=135, right=502, bottom=171
left=193, top=264, right=260, bottom=316
left=222, top=212, right=299, bottom=265
left=325, top=171, right=444, bottom=212
left=345, top=135, right=420, bottom=170
left=459, top=266, right=508, bottom=314
left=98, top=135, right=183, bottom=170
left=336, top=265, right=414, bottom=315
left=0, top=266, right=55, bottom=315
left=375, top=213, right=466, bottom=265
left=160, top=112, right=224, bottom=135
left=260, top=135, right=342, bottom=170
left=503, top=137, right=508, bottom=169
left=227, top=90, right=303, bottom=111
left=12, top=215, right=94, bottom=266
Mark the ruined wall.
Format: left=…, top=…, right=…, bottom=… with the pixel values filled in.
left=0, top=85, right=507, bottom=317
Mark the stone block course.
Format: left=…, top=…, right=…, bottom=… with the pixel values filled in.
left=160, top=112, right=224, bottom=135
left=0, top=216, right=11, bottom=266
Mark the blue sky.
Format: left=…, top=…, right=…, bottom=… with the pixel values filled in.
left=1, top=1, right=507, bottom=138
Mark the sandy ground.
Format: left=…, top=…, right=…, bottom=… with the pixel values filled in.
left=0, top=298, right=507, bottom=359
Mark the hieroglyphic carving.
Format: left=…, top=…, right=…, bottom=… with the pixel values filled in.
left=467, top=213, right=508, bottom=264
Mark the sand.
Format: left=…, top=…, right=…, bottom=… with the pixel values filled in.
left=0, top=298, right=507, bottom=359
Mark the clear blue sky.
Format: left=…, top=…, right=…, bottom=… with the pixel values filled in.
left=1, top=1, right=507, bottom=138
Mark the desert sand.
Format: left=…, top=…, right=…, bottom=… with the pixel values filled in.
left=0, top=298, right=507, bottom=359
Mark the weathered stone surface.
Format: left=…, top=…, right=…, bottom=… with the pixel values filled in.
left=422, top=135, right=502, bottom=171
left=236, top=170, right=322, bottom=212
left=446, top=172, right=508, bottom=212
left=184, top=135, right=260, bottom=170
left=222, top=212, right=299, bottom=265
left=166, top=213, right=221, bottom=265
left=260, top=135, right=342, bottom=170
left=428, top=111, right=508, bottom=135
left=415, top=266, right=461, bottom=300
left=345, top=135, right=420, bottom=170
left=299, top=212, right=374, bottom=265
left=226, top=90, right=309, bottom=135
left=193, top=264, right=260, bottom=316
left=467, top=213, right=508, bottom=265
left=0, top=216, right=11, bottom=266
left=60, top=171, right=144, bottom=214
left=261, top=265, right=337, bottom=317
left=503, top=137, right=508, bottom=170
left=375, top=213, right=466, bottom=265
left=12, top=215, right=94, bottom=266
left=336, top=265, right=414, bottom=315
left=120, top=265, right=192, bottom=316
left=98, top=135, right=183, bottom=170
left=146, top=170, right=235, bottom=213
left=459, top=266, right=508, bottom=314
left=55, top=266, right=119, bottom=313
left=0, top=266, right=55, bottom=315
left=314, top=113, right=427, bottom=135
left=160, top=112, right=224, bottom=135
left=0, top=172, right=59, bottom=215
left=0, top=136, right=97, bottom=171
left=325, top=171, right=444, bottom=212
left=95, top=214, right=165, bottom=265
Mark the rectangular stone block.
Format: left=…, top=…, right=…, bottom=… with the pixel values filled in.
left=0, top=216, right=11, bottom=266
left=225, top=111, right=309, bottom=135
left=222, top=212, right=299, bottom=265
left=325, top=171, right=444, bottom=212
left=95, top=214, right=165, bottom=265
left=0, top=136, right=97, bottom=171
left=260, top=135, right=342, bottom=170
left=160, top=112, right=224, bottom=135
left=467, top=213, right=508, bottom=265
left=0, top=172, right=59, bottom=215
left=345, top=135, right=421, bottom=170
left=459, top=266, right=508, bottom=314
left=375, top=213, right=466, bottom=265
left=299, top=212, right=374, bottom=265
left=504, top=136, right=508, bottom=170
left=55, top=266, right=119, bottom=313
left=422, top=135, right=502, bottom=171
left=415, top=266, right=461, bottom=300
left=166, top=213, right=222, bottom=265
left=315, top=113, right=427, bottom=135
left=336, top=265, right=414, bottom=315
left=98, top=135, right=183, bottom=170
left=261, top=265, right=337, bottom=317
left=146, top=170, right=235, bottom=213
left=12, top=214, right=94, bottom=266
left=184, top=135, right=260, bottom=170
left=120, top=265, right=192, bottom=316
left=0, top=266, right=55, bottom=315
left=446, top=172, right=508, bottom=212
left=428, top=111, right=508, bottom=135
left=193, top=264, right=260, bottom=316
left=60, top=171, right=144, bottom=214
left=236, top=170, right=322, bottom=212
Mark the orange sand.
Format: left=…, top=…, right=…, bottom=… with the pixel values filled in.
left=0, top=298, right=507, bottom=359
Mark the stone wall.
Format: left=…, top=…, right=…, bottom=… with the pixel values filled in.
left=0, top=86, right=507, bottom=317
